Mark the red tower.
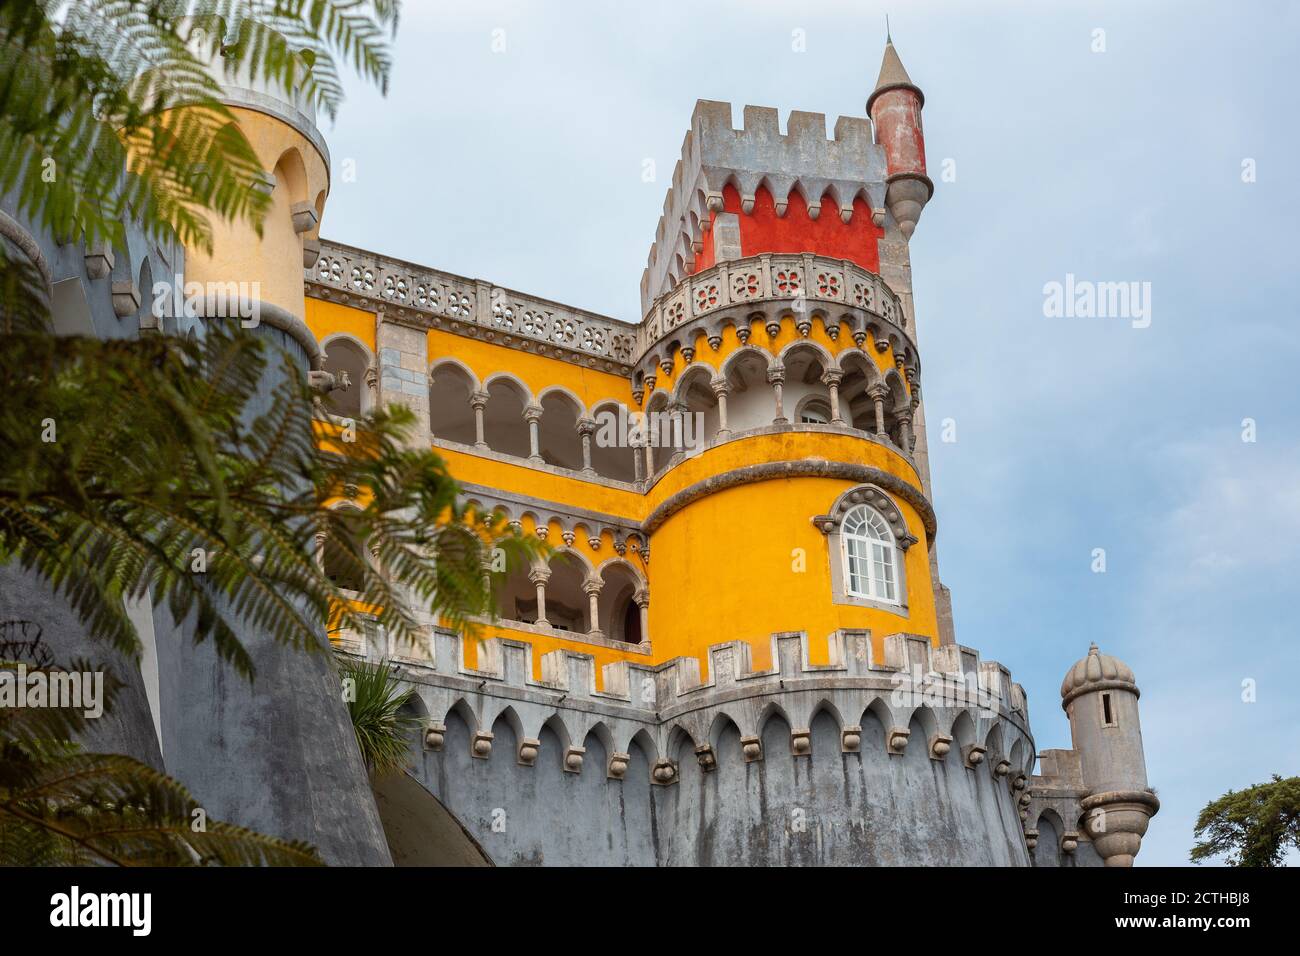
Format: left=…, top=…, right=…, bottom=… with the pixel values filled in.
left=867, top=39, right=932, bottom=239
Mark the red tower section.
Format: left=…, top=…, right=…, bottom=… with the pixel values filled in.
left=693, top=185, right=883, bottom=275
left=867, top=40, right=932, bottom=239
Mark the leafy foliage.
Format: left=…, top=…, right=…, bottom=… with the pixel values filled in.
left=0, top=324, right=540, bottom=679
left=338, top=656, right=419, bottom=776
left=1191, top=775, right=1300, bottom=867
left=0, top=659, right=324, bottom=865
left=0, top=1, right=400, bottom=257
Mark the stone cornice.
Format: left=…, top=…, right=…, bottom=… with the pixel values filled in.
left=643, top=459, right=936, bottom=540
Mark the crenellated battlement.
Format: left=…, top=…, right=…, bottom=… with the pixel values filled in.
left=642, top=99, right=891, bottom=313
left=377, top=627, right=1034, bottom=784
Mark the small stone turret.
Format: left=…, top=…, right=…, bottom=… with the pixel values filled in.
left=867, top=39, right=932, bottom=239
left=1060, top=644, right=1159, bottom=866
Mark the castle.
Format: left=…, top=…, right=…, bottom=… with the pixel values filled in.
left=0, top=31, right=1158, bottom=866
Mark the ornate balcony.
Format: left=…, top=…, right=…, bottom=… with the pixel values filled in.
left=638, top=253, right=917, bottom=381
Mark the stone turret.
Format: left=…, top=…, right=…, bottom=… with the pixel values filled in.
left=866, top=39, right=932, bottom=239
left=1061, top=644, right=1159, bottom=866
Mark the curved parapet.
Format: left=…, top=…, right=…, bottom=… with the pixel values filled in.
left=376, top=627, right=1034, bottom=866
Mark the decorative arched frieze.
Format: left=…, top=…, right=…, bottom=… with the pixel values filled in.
left=811, top=483, right=919, bottom=550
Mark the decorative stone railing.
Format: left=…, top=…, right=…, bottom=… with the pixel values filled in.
left=641, top=252, right=909, bottom=353
left=307, top=240, right=640, bottom=367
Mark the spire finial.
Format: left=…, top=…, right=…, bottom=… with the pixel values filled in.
left=886, top=14, right=892, bottom=43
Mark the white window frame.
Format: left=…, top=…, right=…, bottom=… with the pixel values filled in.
left=840, top=505, right=901, bottom=605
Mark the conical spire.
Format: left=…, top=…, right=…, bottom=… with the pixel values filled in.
left=867, top=38, right=924, bottom=112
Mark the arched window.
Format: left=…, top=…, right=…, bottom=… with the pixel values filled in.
left=841, top=505, right=898, bottom=604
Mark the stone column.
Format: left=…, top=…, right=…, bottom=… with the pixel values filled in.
left=644, top=435, right=656, bottom=479
left=631, top=433, right=645, bottom=483
left=634, top=589, right=650, bottom=644
left=711, top=377, right=731, bottom=436
left=314, top=531, right=327, bottom=572
left=868, top=383, right=889, bottom=437
left=896, top=409, right=913, bottom=452
left=577, top=416, right=596, bottom=476
left=583, top=577, right=603, bottom=637
left=363, top=366, right=378, bottom=416
left=528, top=566, right=550, bottom=626
left=667, top=401, right=687, bottom=464
left=524, top=403, right=544, bottom=466
left=822, top=368, right=844, bottom=424
left=767, top=363, right=788, bottom=425
left=470, top=389, right=489, bottom=449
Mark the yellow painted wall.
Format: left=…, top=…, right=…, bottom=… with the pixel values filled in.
left=307, top=295, right=937, bottom=688
left=306, top=298, right=377, bottom=352
left=427, top=328, right=637, bottom=408
left=185, top=107, right=329, bottom=321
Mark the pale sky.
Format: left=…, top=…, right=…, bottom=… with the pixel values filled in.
left=318, top=0, right=1300, bottom=866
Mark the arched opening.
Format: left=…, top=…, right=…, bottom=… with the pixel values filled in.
left=538, top=390, right=583, bottom=471
left=673, top=365, right=719, bottom=451
left=722, top=348, right=773, bottom=431
left=322, top=338, right=369, bottom=421
left=429, top=361, right=476, bottom=444
left=589, top=401, right=637, bottom=482
left=644, top=391, right=671, bottom=479
left=492, top=548, right=536, bottom=625
left=839, top=351, right=881, bottom=433
left=542, top=551, right=589, bottom=632
left=482, top=377, right=530, bottom=458
left=781, top=342, right=830, bottom=424
left=323, top=507, right=368, bottom=595
left=597, top=561, right=643, bottom=643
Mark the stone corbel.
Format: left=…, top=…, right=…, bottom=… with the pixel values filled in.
left=841, top=726, right=862, bottom=753
left=992, top=757, right=1011, bottom=778
left=607, top=752, right=630, bottom=780
left=887, top=727, right=910, bottom=755
left=928, top=734, right=953, bottom=761
left=251, top=169, right=277, bottom=196
left=111, top=279, right=140, bottom=317
left=740, top=735, right=763, bottom=763
left=1023, top=828, right=1039, bottom=851
left=563, top=746, right=585, bottom=773
left=302, top=237, right=321, bottom=269
left=790, top=728, right=812, bottom=757
left=1060, top=832, right=1079, bottom=854
left=471, top=730, right=494, bottom=759
left=423, top=722, right=446, bottom=751
left=517, top=737, right=540, bottom=766
left=962, top=743, right=987, bottom=769
left=290, top=200, right=320, bottom=234
left=695, top=744, right=717, bottom=772
left=651, top=759, right=678, bottom=785
left=84, top=241, right=114, bottom=280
